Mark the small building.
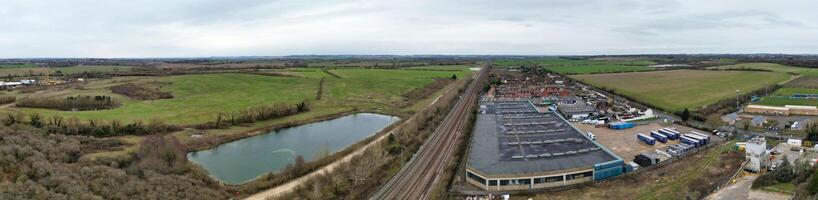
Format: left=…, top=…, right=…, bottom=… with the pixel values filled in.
left=786, top=105, right=818, bottom=116
left=745, top=137, right=768, bottom=172
left=721, top=113, right=738, bottom=125
left=744, top=104, right=818, bottom=116
left=745, top=105, right=790, bottom=116
left=557, top=97, right=596, bottom=120
left=788, top=139, right=803, bottom=146
left=751, top=116, right=766, bottom=127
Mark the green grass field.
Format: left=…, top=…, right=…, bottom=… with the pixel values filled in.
left=571, top=70, right=791, bottom=112
left=15, top=69, right=470, bottom=125
left=756, top=87, right=818, bottom=107
left=762, top=182, right=796, bottom=194
left=493, top=57, right=655, bottom=74
left=707, top=63, right=818, bottom=76
left=402, top=65, right=471, bottom=71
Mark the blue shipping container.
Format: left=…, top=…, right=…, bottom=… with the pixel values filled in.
left=680, top=136, right=700, bottom=147
left=651, top=132, right=668, bottom=143
left=659, top=129, right=679, bottom=140
left=690, top=131, right=710, bottom=142
left=637, top=133, right=656, bottom=145
left=685, top=134, right=708, bottom=145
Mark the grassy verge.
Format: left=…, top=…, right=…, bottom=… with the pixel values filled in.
left=637, top=141, right=737, bottom=199
left=762, top=182, right=796, bottom=194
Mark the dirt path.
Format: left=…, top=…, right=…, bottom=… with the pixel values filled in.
left=705, top=174, right=757, bottom=200
left=243, top=91, right=445, bottom=200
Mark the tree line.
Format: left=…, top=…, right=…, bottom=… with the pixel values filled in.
left=4, top=112, right=180, bottom=137
left=17, top=95, right=121, bottom=111
left=195, top=101, right=310, bottom=129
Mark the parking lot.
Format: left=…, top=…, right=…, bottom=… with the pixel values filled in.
left=571, top=122, right=717, bottom=162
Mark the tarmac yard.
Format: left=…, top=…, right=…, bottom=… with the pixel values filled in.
left=571, top=122, right=707, bottom=162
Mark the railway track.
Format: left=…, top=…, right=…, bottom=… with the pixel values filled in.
left=370, top=67, right=486, bottom=200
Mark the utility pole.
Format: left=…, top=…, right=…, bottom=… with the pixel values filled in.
left=765, top=81, right=769, bottom=97
left=736, top=89, right=741, bottom=112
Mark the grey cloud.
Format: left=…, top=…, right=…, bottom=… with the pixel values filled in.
left=0, top=0, right=817, bottom=57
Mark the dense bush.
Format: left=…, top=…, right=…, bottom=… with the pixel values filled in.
left=4, top=113, right=180, bottom=137
left=402, top=78, right=452, bottom=105
left=0, top=95, right=15, bottom=104
left=752, top=157, right=795, bottom=189
left=809, top=172, right=818, bottom=194
left=195, top=101, right=310, bottom=129
left=0, top=125, right=228, bottom=199
left=110, top=83, right=173, bottom=100
left=17, top=95, right=121, bottom=111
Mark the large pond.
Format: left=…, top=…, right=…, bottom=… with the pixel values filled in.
left=187, top=113, right=400, bottom=185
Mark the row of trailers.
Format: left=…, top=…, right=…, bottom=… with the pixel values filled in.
left=633, top=129, right=712, bottom=167
left=636, top=128, right=710, bottom=147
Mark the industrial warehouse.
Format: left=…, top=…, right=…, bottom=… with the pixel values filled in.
left=465, top=100, right=624, bottom=191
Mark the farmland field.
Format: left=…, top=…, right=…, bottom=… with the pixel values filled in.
left=707, top=63, right=818, bottom=76
left=0, top=63, right=37, bottom=68
left=52, top=65, right=135, bottom=74
left=571, top=70, right=791, bottom=112
left=493, top=58, right=655, bottom=74
left=13, top=69, right=470, bottom=125
left=0, top=65, right=52, bottom=76
left=402, top=65, right=470, bottom=71
left=0, top=65, right=139, bottom=77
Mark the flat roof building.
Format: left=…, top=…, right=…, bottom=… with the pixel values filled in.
left=745, top=104, right=818, bottom=116
left=466, top=100, right=623, bottom=191
left=557, top=98, right=596, bottom=120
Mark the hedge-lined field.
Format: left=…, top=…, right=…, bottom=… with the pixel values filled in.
left=571, top=70, right=790, bottom=112
left=493, top=57, right=655, bottom=74
left=14, top=68, right=471, bottom=125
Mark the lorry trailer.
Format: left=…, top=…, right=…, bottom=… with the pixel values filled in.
left=658, top=129, right=679, bottom=140
left=637, top=133, right=656, bottom=145
left=650, top=131, right=668, bottom=143
left=689, top=131, right=711, bottom=142
left=680, top=135, right=701, bottom=147
left=684, top=134, right=708, bottom=145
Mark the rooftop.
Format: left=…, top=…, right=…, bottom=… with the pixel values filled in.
left=468, top=100, right=619, bottom=176
left=557, top=100, right=596, bottom=115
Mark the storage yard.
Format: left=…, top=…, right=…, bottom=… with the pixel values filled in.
left=572, top=123, right=725, bottom=164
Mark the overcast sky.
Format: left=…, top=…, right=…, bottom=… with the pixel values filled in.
left=1, top=0, right=817, bottom=58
